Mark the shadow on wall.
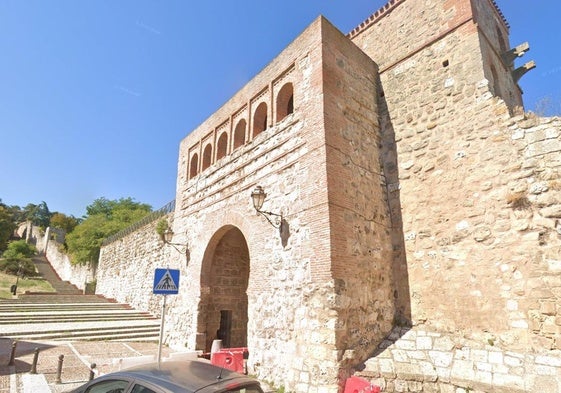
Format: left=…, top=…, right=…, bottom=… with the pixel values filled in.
left=378, top=78, right=412, bottom=329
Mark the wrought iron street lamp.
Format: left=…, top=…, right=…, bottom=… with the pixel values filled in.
left=162, top=228, right=189, bottom=259
left=251, top=185, right=283, bottom=228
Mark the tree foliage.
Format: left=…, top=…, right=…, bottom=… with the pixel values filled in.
left=50, top=212, right=80, bottom=233
left=66, top=197, right=152, bottom=266
left=0, top=203, right=16, bottom=251
left=23, top=201, right=52, bottom=228
left=0, top=239, right=37, bottom=276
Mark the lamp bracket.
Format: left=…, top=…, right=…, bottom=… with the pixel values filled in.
left=256, top=209, right=282, bottom=229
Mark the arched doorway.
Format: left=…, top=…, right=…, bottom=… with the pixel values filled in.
left=198, top=226, right=249, bottom=352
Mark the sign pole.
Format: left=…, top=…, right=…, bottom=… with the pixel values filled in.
left=157, top=294, right=167, bottom=367
left=153, top=268, right=180, bottom=368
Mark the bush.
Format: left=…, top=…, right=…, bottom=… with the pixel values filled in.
left=2, top=240, right=37, bottom=260
left=0, top=240, right=38, bottom=276
left=0, top=259, right=37, bottom=276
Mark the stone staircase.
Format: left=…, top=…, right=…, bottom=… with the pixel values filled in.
left=0, top=256, right=160, bottom=342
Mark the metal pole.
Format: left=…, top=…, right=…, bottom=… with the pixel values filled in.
left=56, top=354, right=64, bottom=384
left=30, top=348, right=40, bottom=374
left=157, top=295, right=167, bottom=367
left=8, top=341, right=17, bottom=366
left=89, top=363, right=97, bottom=380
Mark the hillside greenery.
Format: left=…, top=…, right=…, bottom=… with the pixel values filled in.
left=0, top=196, right=152, bottom=267
left=66, top=197, right=152, bottom=266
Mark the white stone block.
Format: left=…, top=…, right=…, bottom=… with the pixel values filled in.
left=475, top=370, right=493, bottom=385
left=395, top=338, right=416, bottom=350
left=455, top=220, right=469, bottom=231
left=409, top=350, right=427, bottom=360
left=504, top=355, right=523, bottom=367
left=535, top=365, right=558, bottom=376
left=416, top=336, right=433, bottom=350
left=510, top=319, right=529, bottom=329
left=506, top=299, right=518, bottom=311
left=429, top=351, right=453, bottom=367
left=475, top=361, right=492, bottom=372
left=471, top=349, right=488, bottom=363
left=451, top=359, right=476, bottom=380
left=379, top=358, right=396, bottom=374
left=391, top=349, right=410, bottom=362
left=488, top=351, right=503, bottom=364
left=535, top=355, right=561, bottom=367
left=492, top=373, right=525, bottom=389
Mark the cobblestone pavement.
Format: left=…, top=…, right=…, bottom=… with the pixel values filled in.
left=0, top=338, right=172, bottom=393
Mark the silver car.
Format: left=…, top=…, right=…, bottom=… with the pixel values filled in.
left=68, top=360, right=265, bottom=393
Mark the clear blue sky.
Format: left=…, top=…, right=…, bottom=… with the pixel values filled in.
left=1, top=1, right=559, bottom=218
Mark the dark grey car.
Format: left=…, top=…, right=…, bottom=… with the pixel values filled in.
left=67, top=360, right=264, bottom=393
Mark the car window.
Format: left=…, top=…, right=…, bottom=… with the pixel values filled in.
left=85, top=379, right=129, bottom=393
left=131, top=384, right=157, bottom=393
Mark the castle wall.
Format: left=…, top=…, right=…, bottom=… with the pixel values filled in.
left=320, top=21, right=396, bottom=370
left=349, top=0, right=561, bottom=353
left=89, top=1, right=561, bottom=391
left=96, top=215, right=172, bottom=317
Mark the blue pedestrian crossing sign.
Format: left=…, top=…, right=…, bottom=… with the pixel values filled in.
left=153, top=268, right=180, bottom=295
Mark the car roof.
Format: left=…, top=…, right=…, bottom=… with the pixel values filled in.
left=107, top=360, right=262, bottom=393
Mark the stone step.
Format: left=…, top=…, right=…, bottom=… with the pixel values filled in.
left=2, top=319, right=161, bottom=341
left=7, top=327, right=160, bottom=342
left=0, top=314, right=157, bottom=324
left=1, top=294, right=113, bottom=303
left=0, top=303, right=131, bottom=311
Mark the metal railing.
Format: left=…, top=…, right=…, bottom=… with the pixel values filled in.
left=101, top=200, right=176, bottom=246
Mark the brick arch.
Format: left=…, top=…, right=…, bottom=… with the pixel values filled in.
left=276, top=82, right=294, bottom=123
left=252, top=102, right=268, bottom=138
left=189, top=153, right=199, bottom=179
left=233, top=119, right=246, bottom=150
left=202, top=143, right=212, bottom=171
left=216, top=132, right=228, bottom=160
left=198, top=225, right=249, bottom=352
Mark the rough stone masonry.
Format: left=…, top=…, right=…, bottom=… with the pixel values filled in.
left=88, top=0, right=561, bottom=392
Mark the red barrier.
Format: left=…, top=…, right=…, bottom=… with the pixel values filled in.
left=210, top=347, right=248, bottom=374
left=343, top=376, right=381, bottom=393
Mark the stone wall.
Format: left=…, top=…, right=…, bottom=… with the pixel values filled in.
left=357, top=326, right=561, bottom=392
left=30, top=225, right=93, bottom=291
left=169, top=17, right=394, bottom=392
left=348, top=0, right=561, bottom=390
left=43, top=228, right=93, bottom=291
left=90, top=0, right=561, bottom=392
left=96, top=214, right=173, bottom=318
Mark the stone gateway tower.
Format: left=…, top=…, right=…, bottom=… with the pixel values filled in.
left=97, top=0, right=561, bottom=392
left=170, top=16, right=396, bottom=388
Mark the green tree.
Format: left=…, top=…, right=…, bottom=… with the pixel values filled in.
left=0, top=205, right=16, bottom=252
left=50, top=212, right=79, bottom=233
left=23, top=201, right=52, bottom=228
left=66, top=197, right=152, bottom=266
left=0, top=240, right=37, bottom=276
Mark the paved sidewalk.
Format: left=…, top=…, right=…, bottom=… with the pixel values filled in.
left=0, top=338, right=173, bottom=393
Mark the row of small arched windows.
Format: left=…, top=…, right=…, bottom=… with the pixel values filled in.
left=189, top=82, right=294, bottom=179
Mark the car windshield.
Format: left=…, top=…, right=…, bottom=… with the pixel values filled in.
left=226, top=387, right=262, bottom=393
left=85, top=379, right=129, bottom=393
